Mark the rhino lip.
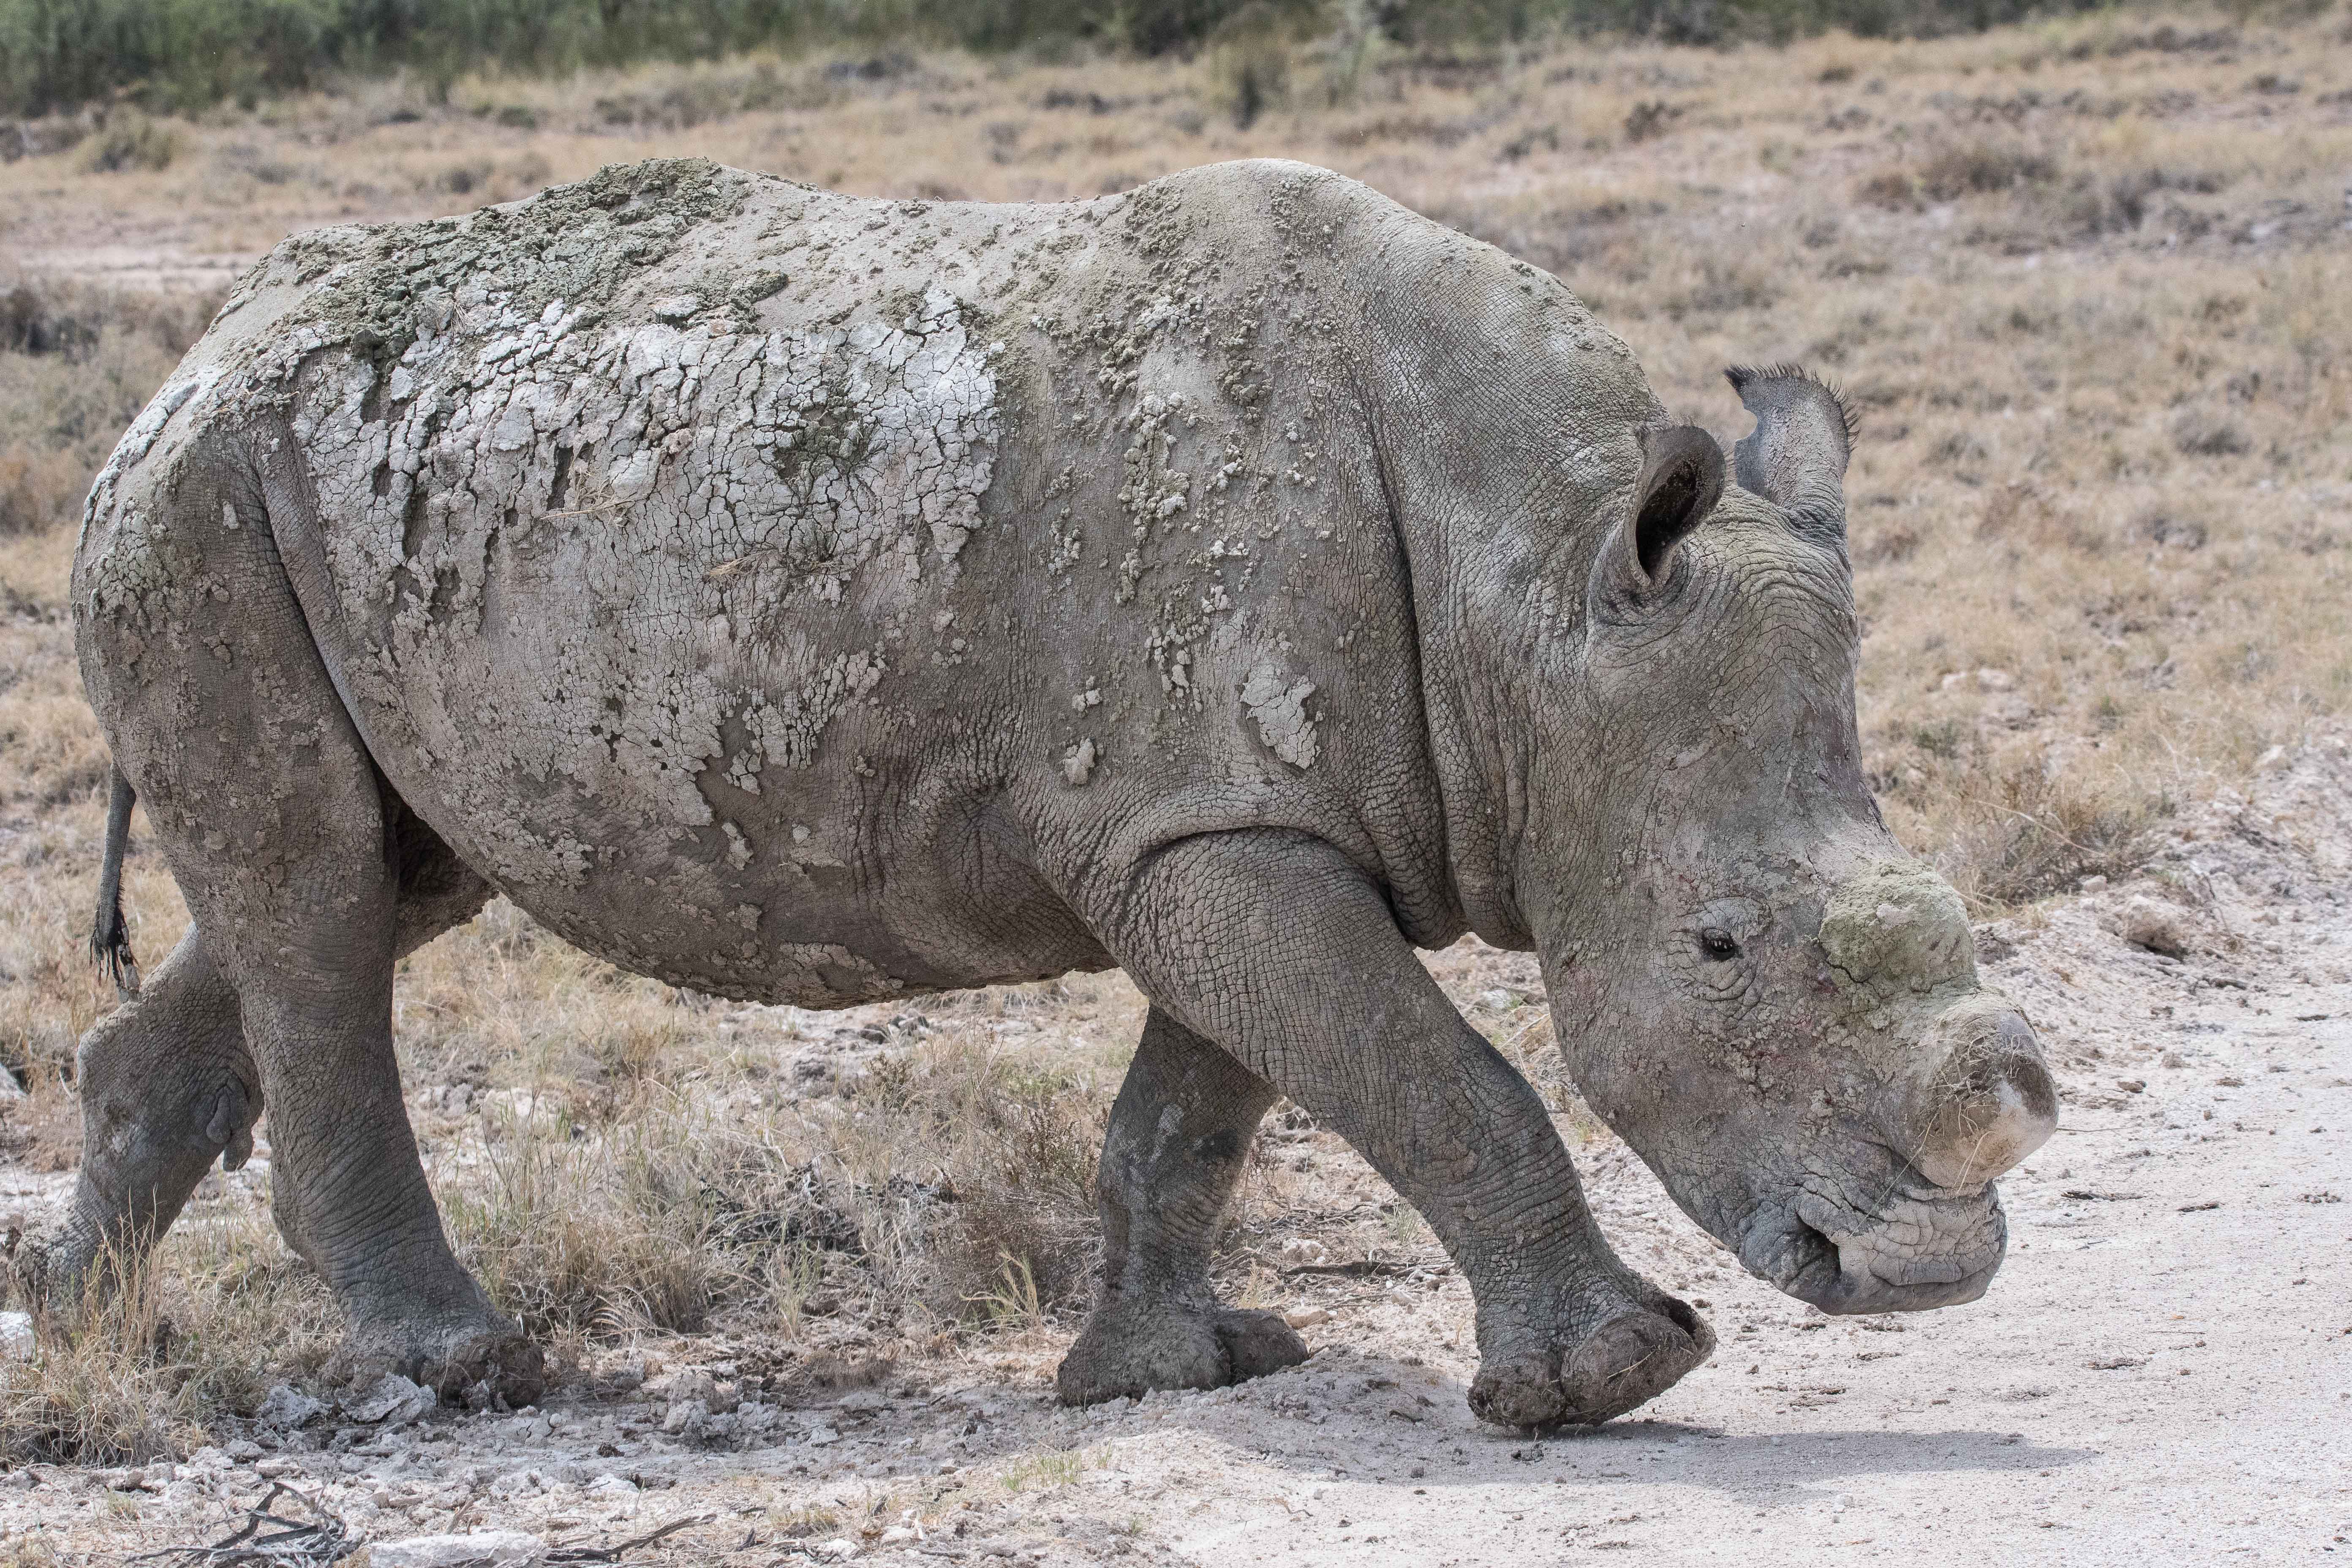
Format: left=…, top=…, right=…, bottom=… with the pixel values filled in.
left=1755, top=1176, right=2008, bottom=1314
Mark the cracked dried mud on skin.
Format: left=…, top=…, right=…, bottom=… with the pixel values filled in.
left=79, top=158, right=1492, bottom=1011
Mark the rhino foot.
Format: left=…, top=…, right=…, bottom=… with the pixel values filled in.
left=1056, top=1301, right=1308, bottom=1406
left=326, top=1309, right=546, bottom=1408
left=1469, top=1292, right=1714, bottom=1430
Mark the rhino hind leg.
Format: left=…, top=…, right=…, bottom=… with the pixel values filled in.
left=1100, top=829, right=1712, bottom=1430
left=30, top=813, right=492, bottom=1318
left=17, top=929, right=254, bottom=1314
left=1056, top=1006, right=1306, bottom=1406
left=75, top=465, right=536, bottom=1403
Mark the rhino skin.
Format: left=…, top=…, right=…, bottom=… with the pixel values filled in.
left=46, top=157, right=2056, bottom=1425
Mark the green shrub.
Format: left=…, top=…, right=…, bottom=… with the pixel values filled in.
left=0, top=0, right=2141, bottom=117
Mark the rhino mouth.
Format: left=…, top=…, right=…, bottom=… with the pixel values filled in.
left=1744, top=1165, right=2010, bottom=1314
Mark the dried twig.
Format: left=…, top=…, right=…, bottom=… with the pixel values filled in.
left=128, top=1482, right=358, bottom=1566
left=545, top=1513, right=714, bottom=1564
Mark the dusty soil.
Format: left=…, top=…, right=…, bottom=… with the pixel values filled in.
left=3, top=738, right=2347, bottom=1565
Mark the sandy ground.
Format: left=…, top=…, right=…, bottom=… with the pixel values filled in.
left=3, top=746, right=2349, bottom=1565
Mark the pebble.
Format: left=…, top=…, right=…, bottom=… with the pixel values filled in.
left=366, top=1530, right=545, bottom=1567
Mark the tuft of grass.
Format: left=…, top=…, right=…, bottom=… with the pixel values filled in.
left=76, top=112, right=179, bottom=174
left=0, top=1217, right=334, bottom=1467
left=998, top=1446, right=1089, bottom=1492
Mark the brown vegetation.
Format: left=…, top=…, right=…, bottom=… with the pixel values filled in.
left=0, top=4, right=2345, bottom=1468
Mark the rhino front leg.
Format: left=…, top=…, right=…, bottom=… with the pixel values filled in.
left=1056, top=1005, right=1306, bottom=1405
left=1102, top=829, right=1712, bottom=1429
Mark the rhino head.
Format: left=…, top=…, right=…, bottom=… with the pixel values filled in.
left=1527, top=366, right=2055, bottom=1315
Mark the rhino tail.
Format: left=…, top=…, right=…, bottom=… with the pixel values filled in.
left=91, top=764, right=139, bottom=995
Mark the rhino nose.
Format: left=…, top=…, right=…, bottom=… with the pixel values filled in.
left=1902, top=999, right=2057, bottom=1190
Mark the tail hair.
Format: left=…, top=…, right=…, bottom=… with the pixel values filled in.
left=92, top=765, right=138, bottom=994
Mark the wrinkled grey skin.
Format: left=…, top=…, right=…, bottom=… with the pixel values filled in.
left=46, top=158, right=2056, bottom=1425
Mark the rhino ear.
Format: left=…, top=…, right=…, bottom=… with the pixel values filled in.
left=1725, top=364, right=1856, bottom=545
left=1623, top=424, right=1726, bottom=586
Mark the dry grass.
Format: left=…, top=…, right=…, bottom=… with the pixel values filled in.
left=0, top=3, right=2346, bottom=1461
left=0, top=1219, right=337, bottom=1466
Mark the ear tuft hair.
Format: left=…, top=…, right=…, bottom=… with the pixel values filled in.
left=1725, top=364, right=1860, bottom=446
left=1722, top=364, right=1854, bottom=545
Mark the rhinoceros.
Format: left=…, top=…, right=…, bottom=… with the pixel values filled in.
left=49, top=156, right=2055, bottom=1426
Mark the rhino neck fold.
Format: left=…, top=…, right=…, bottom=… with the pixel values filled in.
left=1325, top=192, right=1667, bottom=950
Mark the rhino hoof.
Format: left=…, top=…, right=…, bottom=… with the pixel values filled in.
left=1055, top=1303, right=1308, bottom=1406
left=1470, top=1295, right=1714, bottom=1430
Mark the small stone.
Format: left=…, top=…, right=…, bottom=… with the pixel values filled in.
left=367, top=1530, right=545, bottom=1567
left=346, top=1373, right=438, bottom=1429
left=256, top=1384, right=327, bottom=1430
left=2119, top=896, right=2191, bottom=957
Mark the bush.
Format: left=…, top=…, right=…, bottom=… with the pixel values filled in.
left=0, top=0, right=2147, bottom=116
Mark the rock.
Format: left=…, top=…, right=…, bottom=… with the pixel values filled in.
left=366, top=1530, right=545, bottom=1568
left=651, top=1368, right=738, bottom=1414
left=256, top=1384, right=327, bottom=1430
left=346, top=1373, right=438, bottom=1428
left=2119, top=896, right=2191, bottom=958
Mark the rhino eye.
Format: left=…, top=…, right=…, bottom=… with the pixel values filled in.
left=1700, top=929, right=1741, bottom=961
